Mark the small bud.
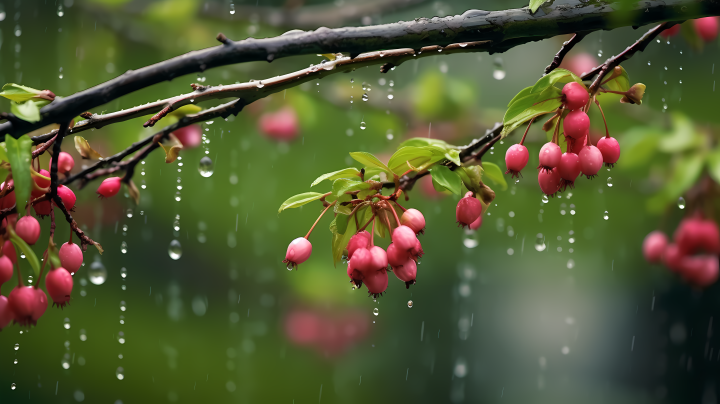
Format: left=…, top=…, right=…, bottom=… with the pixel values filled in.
left=620, top=83, right=646, bottom=105
left=33, top=90, right=56, bottom=101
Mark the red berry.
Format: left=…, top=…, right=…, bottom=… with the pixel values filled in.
left=387, top=243, right=409, bottom=268
left=172, top=125, right=202, bottom=149
left=504, top=144, right=529, bottom=178
left=663, top=243, right=685, bottom=273
left=694, top=17, right=719, bottom=42
left=8, top=286, right=37, bottom=326
left=578, top=145, right=603, bottom=178
left=350, top=247, right=372, bottom=271
left=3, top=240, right=17, bottom=264
left=259, top=107, right=299, bottom=141
left=0, top=181, right=16, bottom=210
left=32, top=288, right=47, bottom=323
left=469, top=215, right=482, bottom=231
left=597, top=137, right=621, bottom=167
left=363, top=268, right=388, bottom=297
left=59, top=242, right=83, bottom=274
left=538, top=167, right=562, bottom=197
left=45, top=267, right=73, bottom=307
left=393, top=259, right=418, bottom=288
left=558, top=152, right=581, bottom=189
left=347, top=259, right=364, bottom=289
left=392, top=225, right=417, bottom=251
left=561, top=82, right=589, bottom=111
left=31, top=190, right=51, bottom=217
left=569, top=133, right=587, bottom=154
left=49, top=151, right=75, bottom=174
left=367, top=246, right=389, bottom=272
left=681, top=255, right=719, bottom=287
left=410, top=238, right=424, bottom=258
left=660, top=24, right=681, bottom=38
left=674, top=217, right=720, bottom=255
left=284, top=237, right=312, bottom=269
left=563, top=110, right=590, bottom=139
left=538, top=142, right=562, bottom=171
left=1, top=213, right=17, bottom=231
left=400, top=209, right=426, bottom=234
left=15, top=216, right=41, bottom=245
left=0, top=296, right=13, bottom=330
left=455, top=192, right=482, bottom=228
left=346, top=231, right=371, bottom=260
left=97, top=177, right=122, bottom=199
left=54, top=185, right=76, bottom=210
left=0, top=255, right=13, bottom=286
left=34, top=169, right=51, bottom=189
left=643, top=231, right=668, bottom=263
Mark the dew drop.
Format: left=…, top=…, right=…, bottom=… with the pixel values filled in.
left=534, top=233, right=546, bottom=252
left=373, top=308, right=379, bottom=316
left=362, top=93, right=369, bottom=101
left=606, top=177, right=613, bottom=187
left=88, top=259, right=107, bottom=285
left=407, top=300, right=413, bottom=308
left=360, top=121, right=366, bottom=130
left=198, top=156, right=214, bottom=177
left=677, top=197, right=686, bottom=209
left=168, top=240, right=182, bottom=260
left=286, top=262, right=294, bottom=271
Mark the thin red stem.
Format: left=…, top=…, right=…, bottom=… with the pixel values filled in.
left=35, top=250, right=48, bottom=289
left=304, top=201, right=336, bottom=240
left=370, top=217, right=375, bottom=246
left=393, top=200, right=407, bottom=212
left=520, top=116, right=537, bottom=146
left=594, top=97, right=610, bottom=138
left=388, top=202, right=401, bottom=226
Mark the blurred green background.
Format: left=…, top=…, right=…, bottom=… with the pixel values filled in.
left=1, top=0, right=720, bottom=403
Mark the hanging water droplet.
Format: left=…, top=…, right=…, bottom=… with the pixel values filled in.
left=606, top=177, right=613, bottom=187
left=88, top=259, right=107, bottom=285
left=13, top=359, right=17, bottom=364
left=14, top=343, right=19, bottom=351
left=11, top=383, right=16, bottom=390
left=61, top=355, right=70, bottom=369
left=116, top=367, right=125, bottom=380
left=198, top=156, right=214, bottom=177
left=126, top=209, right=133, bottom=218
left=387, top=94, right=394, bottom=100
left=120, top=267, right=127, bottom=279
left=362, top=93, right=369, bottom=101
left=603, top=211, right=609, bottom=220
left=597, top=49, right=603, bottom=57
left=373, top=308, right=379, bottom=316
left=168, top=240, right=182, bottom=260
left=407, top=300, right=413, bottom=308
left=119, top=301, right=126, bottom=312
left=286, top=262, right=294, bottom=271
left=535, top=233, right=546, bottom=252
left=350, top=78, right=354, bottom=83
left=57, top=5, right=64, bottom=16
left=120, top=241, right=128, bottom=254
left=462, top=229, right=478, bottom=248
left=677, top=197, right=686, bottom=209
left=360, top=121, right=366, bottom=130
left=542, top=195, right=549, bottom=204
left=493, top=57, right=505, bottom=80
left=63, top=318, right=71, bottom=330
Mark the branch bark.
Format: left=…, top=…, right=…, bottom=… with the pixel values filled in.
left=3, top=0, right=719, bottom=139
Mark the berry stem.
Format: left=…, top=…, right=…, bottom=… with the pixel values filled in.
left=69, top=226, right=73, bottom=244
left=519, top=116, right=537, bottom=146
left=392, top=200, right=407, bottom=212
left=304, top=201, right=336, bottom=240
left=593, top=97, right=610, bottom=138
left=551, top=111, right=562, bottom=145
left=35, top=250, right=48, bottom=289
left=388, top=201, right=401, bottom=226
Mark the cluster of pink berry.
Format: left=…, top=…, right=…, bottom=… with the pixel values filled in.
left=660, top=16, right=719, bottom=42
left=643, top=214, right=720, bottom=288
left=284, top=308, right=369, bottom=356
left=505, top=82, right=621, bottom=196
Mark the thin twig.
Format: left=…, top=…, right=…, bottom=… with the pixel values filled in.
left=544, top=32, right=588, bottom=75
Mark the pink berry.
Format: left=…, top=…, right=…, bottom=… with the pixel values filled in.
left=49, top=151, right=75, bottom=174
left=505, top=144, right=529, bottom=178
left=31, top=190, right=51, bottom=217
left=578, top=145, right=603, bottom=178
left=45, top=267, right=73, bottom=308
left=456, top=192, right=482, bottom=228
left=32, top=288, right=48, bottom=323
left=643, top=231, right=668, bottom=263
left=55, top=185, right=76, bottom=210
left=469, top=215, right=482, bottom=231
left=393, top=259, right=418, bottom=288
left=561, top=82, right=589, bottom=111
left=59, top=242, right=83, bottom=274
left=0, top=255, right=13, bottom=286
left=597, top=137, right=621, bottom=167
left=346, top=231, right=371, bottom=260
left=97, top=177, right=122, bottom=199
left=347, top=259, right=364, bottom=289
left=387, top=243, right=409, bottom=268
left=663, top=243, right=685, bottom=273
left=0, top=181, right=16, bottom=210
left=3, top=240, right=16, bottom=264
left=538, top=167, right=562, bottom=197
left=363, top=268, right=388, bottom=297
left=563, top=110, right=590, bottom=139
left=284, top=237, right=312, bottom=269
left=410, top=239, right=424, bottom=258
left=172, top=125, right=202, bottom=149
left=259, top=107, right=299, bottom=141
left=561, top=53, right=598, bottom=77
left=674, top=216, right=720, bottom=255
left=367, top=246, right=389, bottom=272
left=538, top=142, right=562, bottom=171
left=694, top=17, right=719, bottom=42
left=392, top=225, right=417, bottom=251
left=34, top=169, right=51, bottom=189
left=1, top=213, right=17, bottom=231
left=350, top=247, right=372, bottom=272
left=570, top=133, right=588, bottom=154
left=8, top=286, right=37, bottom=326
left=0, top=296, right=13, bottom=330
left=400, top=208, right=426, bottom=234
left=681, top=255, right=719, bottom=287
left=660, top=24, right=681, bottom=38
left=15, top=216, right=41, bottom=245
left=558, top=152, right=581, bottom=189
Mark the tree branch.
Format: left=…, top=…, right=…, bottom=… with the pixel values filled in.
left=544, top=32, right=588, bottom=75
left=3, top=0, right=719, bottom=139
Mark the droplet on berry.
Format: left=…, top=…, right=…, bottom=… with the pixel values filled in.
left=283, top=237, right=312, bottom=269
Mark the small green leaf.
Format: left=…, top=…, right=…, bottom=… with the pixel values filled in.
left=0, top=83, right=42, bottom=103
left=11, top=101, right=41, bottom=123
left=659, top=113, right=704, bottom=153
left=529, top=0, right=547, bottom=12
left=502, top=86, right=562, bottom=138
left=399, top=138, right=454, bottom=149
left=334, top=213, right=349, bottom=235
left=8, top=229, right=40, bottom=277
left=5, top=135, right=33, bottom=217
left=530, top=68, right=583, bottom=95
left=331, top=179, right=371, bottom=198
left=603, top=66, right=631, bottom=92
left=647, top=154, right=703, bottom=213
left=481, top=162, right=508, bottom=191
left=332, top=194, right=353, bottom=215
left=311, top=168, right=361, bottom=186
left=0, top=142, right=9, bottom=163
left=278, top=192, right=325, bottom=213
left=387, top=147, right=433, bottom=175
left=349, top=152, right=391, bottom=175
left=430, top=165, right=462, bottom=195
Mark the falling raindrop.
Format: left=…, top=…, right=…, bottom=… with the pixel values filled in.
left=116, top=367, right=125, bottom=380
left=57, top=5, right=64, bottom=17
left=360, top=121, right=367, bottom=130
left=61, top=355, right=70, bottom=369
left=14, top=343, right=19, bottom=351
left=13, top=359, right=17, bottom=364
left=542, top=195, right=549, bottom=204
left=606, top=177, right=613, bottom=187
left=168, top=240, right=182, bottom=260
left=120, top=267, right=127, bottom=279
left=362, top=93, right=369, bottom=101
left=567, top=259, right=575, bottom=269
left=198, top=157, right=214, bottom=177
left=493, top=57, right=506, bottom=80
left=88, top=259, right=107, bottom=285
left=119, top=301, right=126, bottom=312
left=462, top=230, right=478, bottom=248
left=373, top=308, right=379, bottom=316
left=11, top=383, right=16, bottom=390
left=120, top=241, right=128, bottom=254
left=126, top=209, right=133, bottom=218
left=387, top=94, right=394, bottom=100
left=603, top=211, right=609, bottom=220
left=534, top=234, right=546, bottom=252
left=677, top=197, right=686, bottom=209
left=63, top=318, right=71, bottom=330
left=407, top=300, right=413, bottom=308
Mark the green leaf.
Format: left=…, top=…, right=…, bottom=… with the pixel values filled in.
left=647, top=154, right=704, bottom=213
left=11, top=101, right=41, bottom=123
left=0, top=142, right=9, bottom=163
left=8, top=228, right=40, bottom=277
left=430, top=165, right=462, bottom=195
left=444, top=149, right=462, bottom=166
left=707, top=148, right=720, bottom=185
left=506, top=86, right=533, bottom=108
left=331, top=179, right=371, bottom=198
left=5, top=135, right=33, bottom=217
left=0, top=83, right=42, bottom=103
left=387, top=147, right=432, bottom=175
left=530, top=68, right=583, bottom=94
left=311, top=168, right=360, bottom=186
left=278, top=192, right=325, bottom=213
left=335, top=213, right=349, bottom=235
left=502, top=86, right=562, bottom=138
left=332, top=194, right=354, bottom=215
left=659, top=113, right=704, bottom=153
left=482, top=162, right=508, bottom=191
left=603, top=66, right=631, bottom=92
left=399, top=138, right=454, bottom=149
left=458, top=165, right=484, bottom=194
left=349, top=152, right=391, bottom=175
left=529, top=0, right=547, bottom=12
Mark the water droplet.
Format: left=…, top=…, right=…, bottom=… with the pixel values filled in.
left=116, top=367, right=125, bottom=380
left=57, top=5, right=64, bottom=17
left=561, top=346, right=570, bottom=354
left=126, top=209, right=133, bottom=218
left=362, top=93, right=369, bottom=101
left=462, top=229, right=478, bottom=248
left=120, top=241, right=128, bottom=254
left=168, top=240, right=182, bottom=260
left=603, top=211, right=609, bottom=220
left=120, top=267, right=127, bottom=279
left=63, top=318, right=70, bottom=329
left=350, top=78, right=354, bottom=83
left=198, top=157, right=214, bottom=177
left=119, top=301, right=126, bottom=312
left=61, top=355, right=70, bottom=369
left=373, top=308, right=379, bottom=316
left=11, top=383, right=16, bottom=390
left=606, top=177, right=613, bottom=187
left=493, top=69, right=506, bottom=80
left=597, top=49, right=603, bottom=57
left=535, top=234, right=546, bottom=252
left=88, top=259, right=107, bottom=285
left=13, top=359, right=17, bottom=364
left=677, top=197, right=686, bottom=209
left=407, top=300, right=413, bottom=308
left=79, top=329, right=87, bottom=341
left=360, top=121, right=366, bottom=130
left=286, top=262, right=294, bottom=271
left=567, top=259, right=575, bottom=269
left=14, top=343, right=19, bottom=351
left=542, top=195, right=549, bottom=204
